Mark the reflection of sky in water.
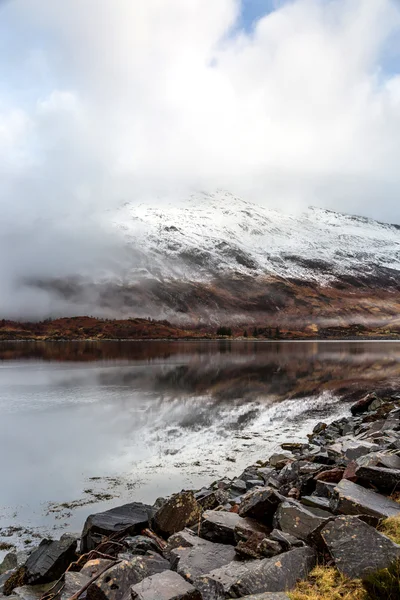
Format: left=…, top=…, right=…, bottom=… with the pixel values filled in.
left=1, top=340, right=400, bottom=545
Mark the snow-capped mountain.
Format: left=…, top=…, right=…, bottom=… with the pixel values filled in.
left=29, top=191, right=400, bottom=326
left=111, top=190, right=400, bottom=287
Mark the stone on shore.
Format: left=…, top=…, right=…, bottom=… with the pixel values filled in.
left=355, top=465, right=400, bottom=493
left=60, top=572, right=90, bottom=600
left=87, top=555, right=170, bottom=600
left=24, top=534, right=77, bottom=584
left=81, top=559, right=114, bottom=578
left=194, top=547, right=316, bottom=599
left=200, top=510, right=255, bottom=545
left=170, top=542, right=236, bottom=582
left=320, top=515, right=400, bottom=579
left=274, top=501, right=333, bottom=542
left=11, top=582, right=56, bottom=600
left=238, top=487, right=282, bottom=525
left=151, top=492, right=202, bottom=538
left=330, top=479, right=400, bottom=521
left=129, top=570, right=201, bottom=600
left=82, top=503, right=154, bottom=552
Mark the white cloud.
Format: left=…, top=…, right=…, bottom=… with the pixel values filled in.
left=1, top=0, right=400, bottom=316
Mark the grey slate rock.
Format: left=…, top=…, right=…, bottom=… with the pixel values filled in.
left=301, top=495, right=331, bottom=511
left=238, top=487, right=282, bottom=525
left=330, top=479, right=400, bottom=521
left=314, top=481, right=337, bottom=499
left=81, top=503, right=154, bottom=552
left=194, top=547, right=316, bottom=599
left=170, top=542, right=236, bottom=582
left=60, top=572, right=90, bottom=600
left=123, top=536, right=163, bottom=556
left=355, top=465, right=400, bottom=493
left=342, top=440, right=380, bottom=462
left=194, top=489, right=227, bottom=511
left=275, top=501, right=333, bottom=542
left=12, top=583, right=56, bottom=600
left=269, top=530, right=305, bottom=550
left=231, top=479, right=248, bottom=493
left=0, top=553, right=29, bottom=577
left=80, top=558, right=114, bottom=578
left=24, top=534, right=77, bottom=584
left=257, top=468, right=276, bottom=484
left=164, top=529, right=208, bottom=559
left=87, top=555, right=170, bottom=600
left=152, top=492, right=202, bottom=539
left=130, top=570, right=201, bottom=600
left=200, top=510, right=255, bottom=545
left=320, top=515, right=400, bottom=579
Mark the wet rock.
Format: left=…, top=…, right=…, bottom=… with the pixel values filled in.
left=24, top=535, right=77, bottom=584
left=60, top=572, right=90, bottom=600
left=231, top=479, right=247, bottom=494
left=314, top=480, right=336, bottom=498
left=342, top=440, right=380, bottom=461
left=123, top=536, right=163, bottom=556
left=152, top=492, right=202, bottom=539
left=351, top=393, right=381, bottom=416
left=12, top=583, right=56, bottom=600
left=200, top=510, right=249, bottom=545
left=357, top=452, right=400, bottom=470
left=87, top=555, right=170, bottom=600
left=313, top=423, right=327, bottom=435
left=330, top=479, right=400, bottom=521
left=321, top=515, right=400, bottom=579
left=82, top=503, right=154, bottom=552
left=257, top=539, right=282, bottom=558
left=0, top=554, right=29, bottom=577
left=235, top=533, right=267, bottom=559
left=194, top=489, right=227, bottom=511
left=130, top=570, right=201, bottom=600
left=275, top=501, right=333, bottom=542
left=194, top=547, right=316, bottom=599
left=355, top=465, right=400, bottom=493
left=0, top=571, right=16, bottom=595
left=301, top=496, right=331, bottom=511
left=269, top=530, right=305, bottom=550
left=314, top=468, right=344, bottom=483
left=342, top=461, right=358, bottom=482
left=164, top=530, right=207, bottom=559
left=171, top=542, right=236, bottom=582
left=257, top=468, right=276, bottom=484
left=238, top=487, right=282, bottom=525
left=81, top=559, right=114, bottom=578
left=269, top=454, right=292, bottom=470
left=234, top=518, right=270, bottom=544
left=281, top=443, right=306, bottom=452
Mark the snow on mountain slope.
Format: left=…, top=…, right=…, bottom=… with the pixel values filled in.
left=110, top=190, right=400, bottom=286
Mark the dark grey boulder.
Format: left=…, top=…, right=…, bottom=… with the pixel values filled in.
left=194, top=547, right=316, bottom=599
left=342, top=440, right=380, bottom=462
left=301, top=495, right=331, bottom=511
left=24, top=534, right=77, bottom=584
left=269, top=530, right=305, bottom=550
left=200, top=510, right=259, bottom=545
left=11, top=582, right=56, bottom=600
left=269, top=454, right=292, bottom=470
left=238, top=487, right=283, bottom=525
left=194, top=489, right=228, bottom=511
left=320, top=515, right=400, bottom=579
left=257, top=468, right=276, bottom=484
left=152, top=492, right=202, bottom=539
left=330, top=479, right=400, bottom=521
left=87, top=554, right=170, bottom=600
left=80, top=558, right=114, bottom=578
left=355, top=465, right=400, bottom=493
left=60, top=572, right=90, bottom=600
left=274, top=501, right=333, bottom=542
left=0, top=553, right=29, bottom=577
left=351, top=393, right=381, bottom=415
left=231, top=479, right=247, bottom=494
left=314, top=481, right=336, bottom=498
left=171, top=541, right=236, bottom=582
left=123, top=536, right=163, bottom=556
left=130, top=570, right=201, bottom=600
left=81, top=503, right=154, bottom=552
left=234, top=517, right=270, bottom=544
left=164, top=529, right=208, bottom=559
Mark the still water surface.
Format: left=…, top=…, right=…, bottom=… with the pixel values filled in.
left=1, top=340, right=400, bottom=546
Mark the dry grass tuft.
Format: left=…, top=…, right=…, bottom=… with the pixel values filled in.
left=288, top=566, right=366, bottom=600
left=380, top=515, right=400, bottom=545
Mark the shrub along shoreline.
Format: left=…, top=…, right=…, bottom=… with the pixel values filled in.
left=1, top=391, right=400, bottom=599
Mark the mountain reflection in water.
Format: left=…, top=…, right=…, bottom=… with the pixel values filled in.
left=0, top=340, right=399, bottom=546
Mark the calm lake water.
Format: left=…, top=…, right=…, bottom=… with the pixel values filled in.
left=1, top=340, right=400, bottom=549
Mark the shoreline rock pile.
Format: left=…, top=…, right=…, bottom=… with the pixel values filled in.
left=1, top=391, right=400, bottom=599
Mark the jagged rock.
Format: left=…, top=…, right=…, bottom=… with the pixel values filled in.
left=257, top=538, right=282, bottom=558
left=357, top=452, right=400, bottom=470
left=301, top=496, right=331, bottom=511
left=238, top=487, right=282, bottom=525
left=321, top=515, right=400, bottom=578
left=355, top=465, right=400, bottom=493
left=164, top=529, right=208, bottom=559
left=351, top=393, right=381, bottom=416
left=194, top=547, right=316, bottom=599
left=82, top=503, right=154, bottom=552
left=235, top=533, right=267, bottom=559
left=152, top=492, right=202, bottom=538
left=130, top=570, right=201, bottom=600
left=12, top=583, right=56, bottom=600
left=234, top=518, right=270, bottom=545
left=313, top=423, right=327, bottom=435
left=200, top=510, right=251, bottom=545
left=194, top=489, right=227, bottom=510
left=81, top=558, right=114, bottom=578
left=342, top=440, right=380, bottom=461
left=231, top=479, right=247, bottom=494
left=281, top=443, right=306, bottom=452
left=269, top=530, right=305, bottom=550
left=330, top=479, right=400, bottom=521
left=314, top=480, right=336, bottom=498
left=275, top=501, right=333, bottom=542
left=87, top=555, right=170, bottom=600
left=314, top=468, right=344, bottom=483
left=0, top=554, right=29, bottom=577
left=257, top=468, right=276, bottom=484
left=269, top=454, right=292, bottom=470
left=123, top=536, right=163, bottom=556
left=24, top=535, right=77, bottom=584
left=60, top=572, right=90, bottom=600
left=170, top=542, right=236, bottom=581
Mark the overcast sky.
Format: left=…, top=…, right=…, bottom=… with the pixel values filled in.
left=1, top=0, right=400, bottom=317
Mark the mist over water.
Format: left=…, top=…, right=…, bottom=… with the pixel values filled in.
left=1, top=339, right=400, bottom=548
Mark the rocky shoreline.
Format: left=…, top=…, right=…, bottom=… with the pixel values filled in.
left=1, top=392, right=400, bottom=599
